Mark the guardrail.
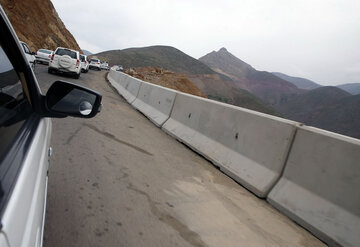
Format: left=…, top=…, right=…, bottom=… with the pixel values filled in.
left=107, top=68, right=360, bottom=247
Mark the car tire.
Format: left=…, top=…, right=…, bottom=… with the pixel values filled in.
left=75, top=73, right=80, bottom=79
left=48, top=68, right=52, bottom=74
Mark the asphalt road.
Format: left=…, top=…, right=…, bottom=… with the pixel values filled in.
left=34, top=64, right=325, bottom=247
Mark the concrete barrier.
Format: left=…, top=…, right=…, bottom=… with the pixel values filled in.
left=131, top=81, right=177, bottom=127
left=268, top=126, right=360, bottom=247
left=107, top=70, right=142, bottom=104
left=107, top=69, right=128, bottom=98
left=162, top=92, right=297, bottom=198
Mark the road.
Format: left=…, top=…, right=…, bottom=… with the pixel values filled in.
left=34, top=64, right=325, bottom=247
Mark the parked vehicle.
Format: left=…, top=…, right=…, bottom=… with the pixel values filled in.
left=89, top=58, right=101, bottom=70
left=48, top=47, right=81, bottom=79
left=0, top=6, right=102, bottom=247
left=117, top=65, right=124, bottom=72
left=80, top=54, right=89, bottom=73
left=35, top=48, right=53, bottom=64
left=19, top=41, right=36, bottom=69
left=100, top=62, right=109, bottom=70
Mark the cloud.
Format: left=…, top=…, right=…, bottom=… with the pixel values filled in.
left=51, top=0, right=360, bottom=85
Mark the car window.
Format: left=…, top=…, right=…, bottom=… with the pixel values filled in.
left=55, top=49, right=77, bottom=59
left=90, top=59, right=99, bottom=63
left=39, top=49, right=52, bottom=54
left=0, top=45, right=32, bottom=160
left=22, top=43, right=30, bottom=54
left=80, top=55, right=85, bottom=62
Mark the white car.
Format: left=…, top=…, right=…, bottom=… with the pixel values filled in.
left=100, top=62, right=110, bottom=70
left=48, top=47, right=81, bottom=79
left=89, top=58, right=101, bottom=70
left=35, top=49, right=53, bottom=64
left=80, top=54, right=89, bottom=73
left=0, top=6, right=102, bottom=247
left=20, top=41, right=36, bottom=69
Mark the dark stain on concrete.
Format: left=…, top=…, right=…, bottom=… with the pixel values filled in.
left=84, top=123, right=153, bottom=156
left=65, top=126, right=82, bottom=144
left=127, top=183, right=208, bottom=247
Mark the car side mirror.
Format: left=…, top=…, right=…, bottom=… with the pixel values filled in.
left=31, top=51, right=35, bottom=55
left=45, top=80, right=102, bottom=118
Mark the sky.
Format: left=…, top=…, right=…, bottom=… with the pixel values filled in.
left=51, top=0, right=360, bottom=86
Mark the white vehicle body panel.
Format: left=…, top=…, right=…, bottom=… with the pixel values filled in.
left=35, top=49, right=52, bottom=64
left=1, top=118, right=52, bottom=247
left=20, top=42, right=35, bottom=67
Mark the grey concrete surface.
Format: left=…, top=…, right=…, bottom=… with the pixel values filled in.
left=35, top=65, right=325, bottom=247
left=131, top=80, right=177, bottom=127
left=162, top=91, right=297, bottom=198
left=268, top=126, right=360, bottom=247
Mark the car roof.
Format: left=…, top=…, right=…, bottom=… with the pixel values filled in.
left=55, top=47, right=79, bottom=53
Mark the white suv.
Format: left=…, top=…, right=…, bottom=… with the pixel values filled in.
left=89, top=58, right=101, bottom=70
left=35, top=48, right=52, bottom=64
left=80, top=54, right=89, bottom=73
left=48, top=47, right=81, bottom=79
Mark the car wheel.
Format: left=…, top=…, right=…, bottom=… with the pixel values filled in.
left=75, top=73, right=80, bottom=79
left=48, top=68, right=52, bottom=74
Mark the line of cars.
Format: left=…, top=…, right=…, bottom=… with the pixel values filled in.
left=19, top=42, right=108, bottom=79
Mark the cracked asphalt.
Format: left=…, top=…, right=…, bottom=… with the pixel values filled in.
left=34, top=64, right=325, bottom=247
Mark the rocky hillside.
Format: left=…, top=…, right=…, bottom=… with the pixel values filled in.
left=277, top=86, right=360, bottom=139
left=125, top=67, right=206, bottom=98
left=199, top=48, right=303, bottom=108
left=0, top=0, right=80, bottom=52
left=98, top=46, right=281, bottom=116
left=278, top=86, right=351, bottom=122
left=272, top=72, right=321, bottom=90
left=94, top=46, right=215, bottom=74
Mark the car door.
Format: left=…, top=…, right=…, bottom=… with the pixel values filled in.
left=0, top=9, right=51, bottom=247
left=20, top=42, right=35, bottom=65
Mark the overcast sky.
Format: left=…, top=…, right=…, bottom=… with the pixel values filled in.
left=52, top=0, right=360, bottom=86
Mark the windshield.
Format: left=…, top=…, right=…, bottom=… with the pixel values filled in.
left=39, top=49, right=52, bottom=54
left=55, top=49, right=77, bottom=59
left=90, top=59, right=99, bottom=63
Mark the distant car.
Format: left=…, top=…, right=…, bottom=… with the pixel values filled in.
left=80, top=54, right=89, bottom=73
left=19, top=41, right=36, bottom=69
left=100, top=62, right=109, bottom=70
left=117, top=65, right=124, bottom=72
left=35, top=48, right=53, bottom=64
left=48, top=47, right=81, bottom=79
left=89, top=58, right=101, bottom=70
left=112, top=65, right=123, bottom=72
left=0, top=6, right=102, bottom=247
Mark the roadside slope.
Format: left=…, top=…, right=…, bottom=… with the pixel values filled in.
left=0, top=0, right=81, bottom=51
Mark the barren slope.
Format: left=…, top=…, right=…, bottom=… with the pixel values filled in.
left=0, top=0, right=80, bottom=51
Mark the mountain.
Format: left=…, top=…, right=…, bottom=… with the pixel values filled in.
left=96, top=46, right=281, bottom=116
left=305, top=94, right=360, bottom=139
left=0, top=0, right=80, bottom=52
left=277, top=86, right=351, bottom=122
left=276, top=86, right=360, bottom=139
left=199, top=47, right=253, bottom=80
left=199, top=48, right=303, bottom=108
left=272, top=72, right=321, bottom=90
left=82, top=49, right=92, bottom=56
left=94, top=46, right=214, bottom=74
left=336, top=83, right=360, bottom=95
